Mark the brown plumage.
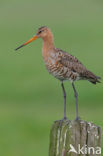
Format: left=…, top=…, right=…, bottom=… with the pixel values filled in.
left=15, top=26, right=101, bottom=120
left=37, top=26, right=100, bottom=84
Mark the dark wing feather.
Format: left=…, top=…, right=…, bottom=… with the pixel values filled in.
left=56, top=49, right=86, bottom=74
left=56, top=48, right=101, bottom=84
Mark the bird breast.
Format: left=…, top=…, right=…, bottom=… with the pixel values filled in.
left=42, top=50, right=69, bottom=80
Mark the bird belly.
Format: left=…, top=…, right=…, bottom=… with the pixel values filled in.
left=44, top=59, right=66, bottom=80
left=45, top=61, right=76, bottom=81
left=43, top=54, right=80, bottom=82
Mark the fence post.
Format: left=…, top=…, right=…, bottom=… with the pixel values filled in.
left=49, top=120, right=102, bottom=156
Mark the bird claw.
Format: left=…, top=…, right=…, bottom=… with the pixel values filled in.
left=55, top=117, right=70, bottom=126
left=75, top=116, right=81, bottom=121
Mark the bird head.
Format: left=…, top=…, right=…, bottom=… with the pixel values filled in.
left=15, top=26, right=52, bottom=51
left=36, top=26, right=50, bottom=38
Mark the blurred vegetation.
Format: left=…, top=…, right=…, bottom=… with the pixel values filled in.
left=0, top=0, right=103, bottom=155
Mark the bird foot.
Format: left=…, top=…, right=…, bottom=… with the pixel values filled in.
left=63, top=116, right=68, bottom=120
left=75, top=116, right=81, bottom=121
left=55, top=117, right=70, bottom=126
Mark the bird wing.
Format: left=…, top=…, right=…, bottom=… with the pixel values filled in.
left=56, top=48, right=100, bottom=83
left=56, top=48, right=86, bottom=75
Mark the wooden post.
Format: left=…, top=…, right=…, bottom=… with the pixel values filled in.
left=49, top=120, right=102, bottom=156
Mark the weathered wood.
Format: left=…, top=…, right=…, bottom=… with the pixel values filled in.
left=49, top=120, right=102, bottom=156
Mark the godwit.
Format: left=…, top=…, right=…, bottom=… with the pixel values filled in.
left=15, top=26, right=100, bottom=120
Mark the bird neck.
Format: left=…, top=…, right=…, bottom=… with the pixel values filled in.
left=42, top=33, right=55, bottom=53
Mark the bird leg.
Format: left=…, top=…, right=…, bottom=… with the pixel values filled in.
left=72, top=82, right=79, bottom=120
left=61, top=81, right=67, bottom=120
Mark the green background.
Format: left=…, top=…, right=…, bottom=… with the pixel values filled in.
left=0, top=0, right=103, bottom=155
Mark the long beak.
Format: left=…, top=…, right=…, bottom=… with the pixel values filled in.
left=15, top=35, right=38, bottom=51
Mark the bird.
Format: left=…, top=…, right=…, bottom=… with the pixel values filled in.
left=15, top=26, right=101, bottom=120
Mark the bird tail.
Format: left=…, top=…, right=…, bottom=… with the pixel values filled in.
left=90, top=76, right=101, bottom=84
left=81, top=69, right=101, bottom=84
left=87, top=71, right=101, bottom=84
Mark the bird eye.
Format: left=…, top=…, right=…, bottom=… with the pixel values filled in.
left=39, top=30, right=42, bottom=34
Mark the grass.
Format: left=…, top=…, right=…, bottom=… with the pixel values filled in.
left=0, top=0, right=103, bottom=155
